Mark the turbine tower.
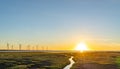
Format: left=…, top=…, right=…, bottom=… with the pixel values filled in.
left=36, top=45, right=38, bottom=50
left=32, top=46, right=34, bottom=50
left=11, top=45, right=13, bottom=50
left=27, top=45, right=30, bottom=50
left=7, top=43, right=9, bottom=50
left=42, top=46, right=44, bottom=51
left=19, top=44, right=22, bottom=50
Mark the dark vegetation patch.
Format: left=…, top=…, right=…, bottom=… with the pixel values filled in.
left=0, top=52, right=71, bottom=69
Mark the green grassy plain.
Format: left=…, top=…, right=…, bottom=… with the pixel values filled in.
left=0, top=51, right=120, bottom=69
left=71, top=52, right=120, bottom=69
left=0, top=52, right=71, bottom=69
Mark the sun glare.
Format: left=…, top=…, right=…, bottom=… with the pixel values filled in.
left=75, top=42, right=88, bottom=52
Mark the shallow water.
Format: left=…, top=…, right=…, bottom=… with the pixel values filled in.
left=64, top=56, right=75, bottom=69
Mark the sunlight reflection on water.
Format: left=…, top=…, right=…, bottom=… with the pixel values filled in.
left=63, top=56, right=75, bottom=69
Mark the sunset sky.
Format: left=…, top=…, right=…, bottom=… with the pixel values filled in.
left=0, top=0, right=120, bottom=50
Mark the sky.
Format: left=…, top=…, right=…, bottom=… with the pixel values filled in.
left=0, top=0, right=120, bottom=50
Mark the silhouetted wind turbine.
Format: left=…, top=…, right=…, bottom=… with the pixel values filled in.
left=27, top=45, right=30, bottom=50
left=7, top=43, right=9, bottom=50
left=42, top=46, right=44, bottom=51
left=32, top=46, right=34, bottom=50
left=11, top=45, right=13, bottom=50
left=19, top=44, right=22, bottom=50
left=36, top=45, right=38, bottom=50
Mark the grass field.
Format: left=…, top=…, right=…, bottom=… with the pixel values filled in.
left=71, top=51, right=120, bottom=69
left=0, top=52, right=71, bottom=69
left=0, top=51, right=120, bottom=69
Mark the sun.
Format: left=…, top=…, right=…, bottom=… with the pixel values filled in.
left=75, top=42, right=88, bottom=52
